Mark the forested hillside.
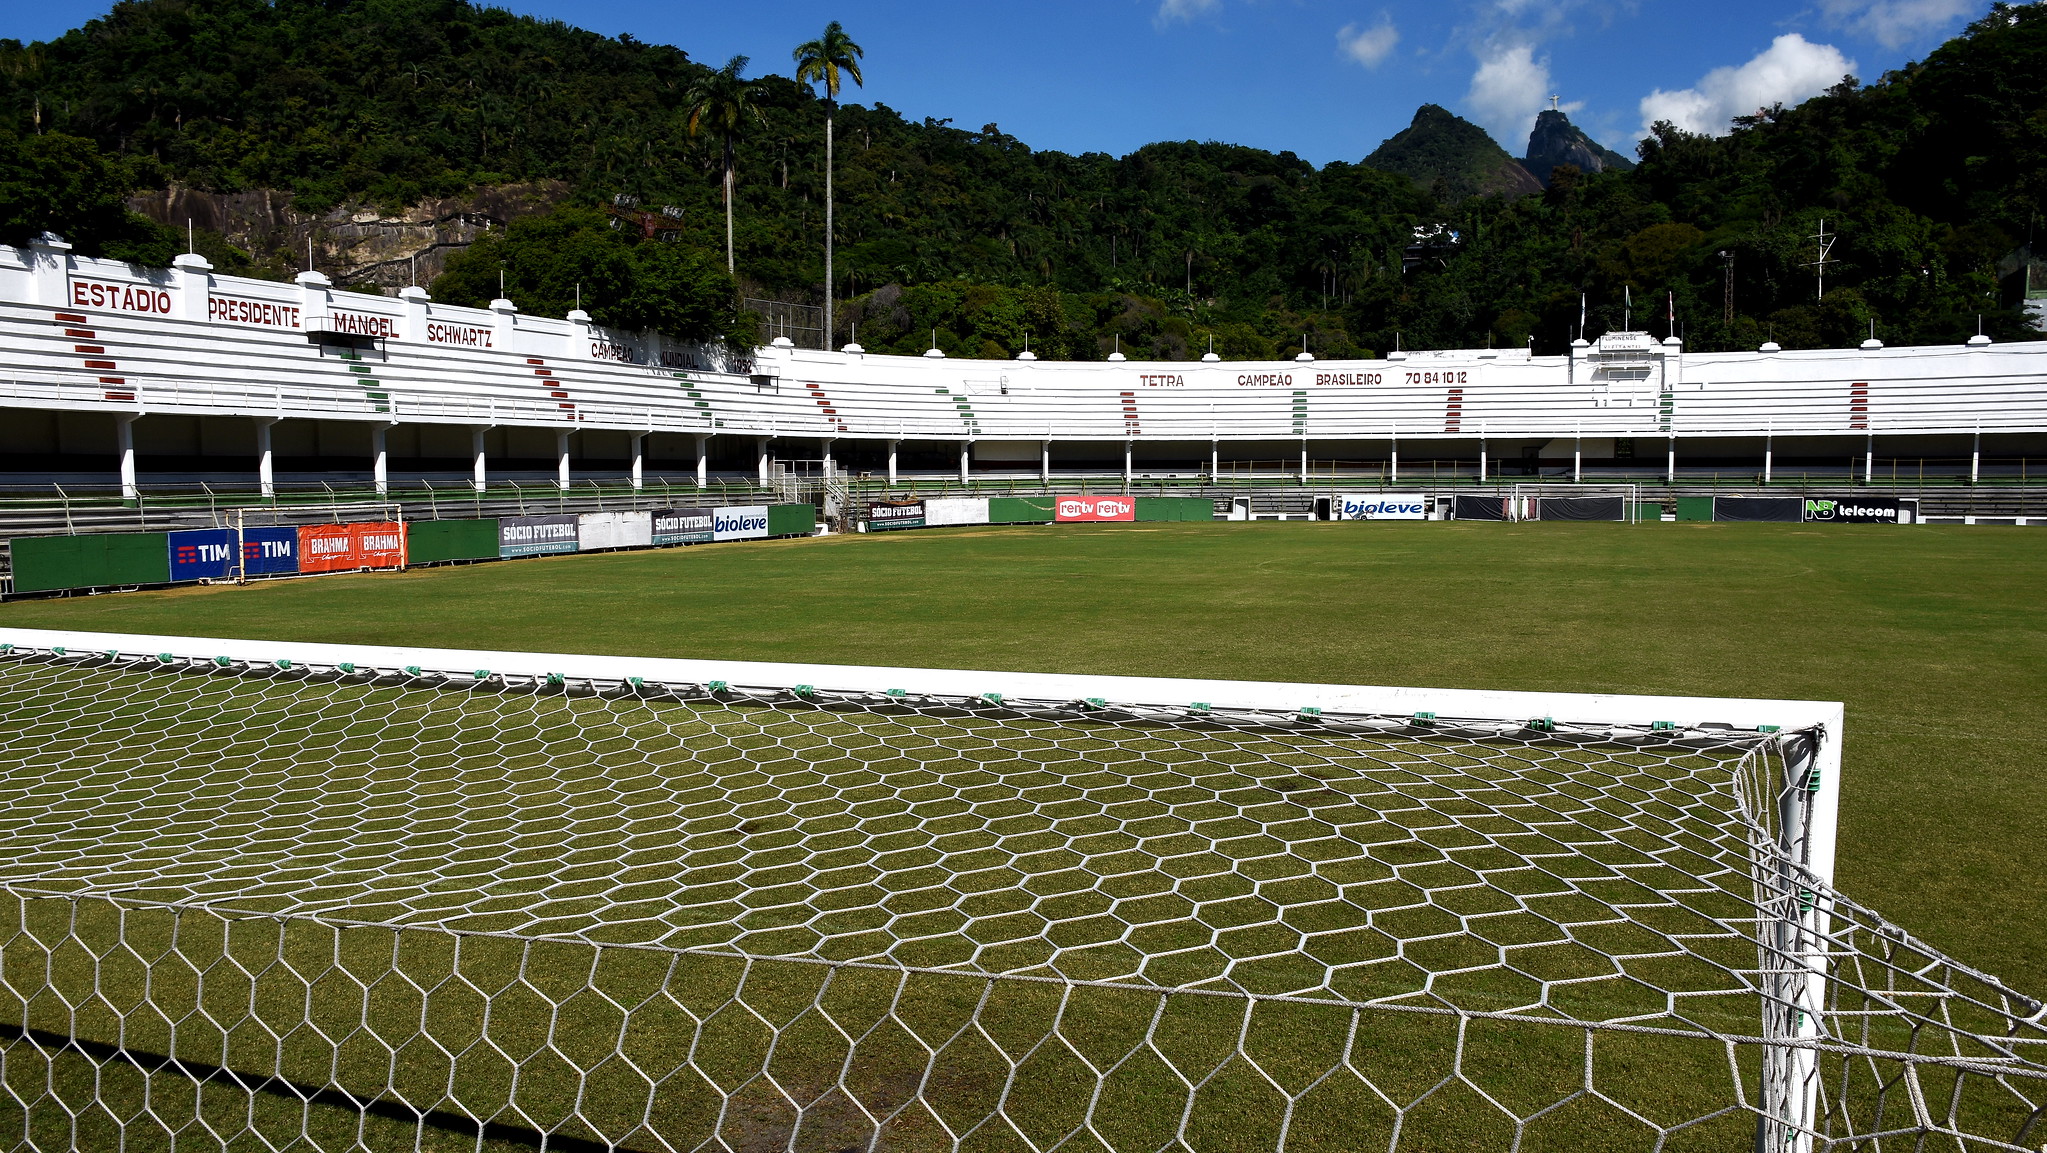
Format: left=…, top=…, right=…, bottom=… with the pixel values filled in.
left=3, top=0, right=2045, bottom=357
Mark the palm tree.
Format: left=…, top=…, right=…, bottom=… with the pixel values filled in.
left=792, top=23, right=865, bottom=347
left=683, top=55, right=767, bottom=275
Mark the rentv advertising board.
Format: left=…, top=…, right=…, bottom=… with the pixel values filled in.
left=1334, top=494, right=1428, bottom=520
left=1055, top=496, right=1135, bottom=522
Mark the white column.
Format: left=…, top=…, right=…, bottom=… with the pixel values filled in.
left=1123, top=440, right=1133, bottom=487
left=255, top=417, right=277, bottom=497
left=372, top=424, right=389, bottom=495
left=886, top=439, right=898, bottom=485
left=1971, top=430, right=1981, bottom=484
left=1865, top=436, right=1875, bottom=483
left=959, top=441, right=970, bottom=483
left=1041, top=440, right=1051, bottom=485
left=117, top=414, right=138, bottom=500
left=1573, top=436, right=1582, bottom=483
left=695, top=434, right=710, bottom=487
left=472, top=426, right=488, bottom=492
left=1298, top=441, right=1308, bottom=485
left=1764, top=437, right=1774, bottom=484
left=1666, top=438, right=1676, bottom=484
left=556, top=431, right=571, bottom=490
left=1478, top=440, right=1487, bottom=481
left=757, top=437, right=770, bottom=487
left=630, top=434, right=644, bottom=490
left=1390, top=434, right=1400, bottom=483
left=1209, top=440, right=1218, bottom=479
left=822, top=438, right=835, bottom=478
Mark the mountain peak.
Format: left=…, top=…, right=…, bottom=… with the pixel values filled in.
left=1522, top=109, right=1635, bottom=187
left=1364, top=105, right=1542, bottom=201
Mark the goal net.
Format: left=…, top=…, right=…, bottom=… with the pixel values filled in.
left=1507, top=483, right=1644, bottom=522
left=0, top=627, right=2039, bottom=1152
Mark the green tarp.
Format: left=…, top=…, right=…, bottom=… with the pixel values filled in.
left=10, top=532, right=171, bottom=594
left=988, top=497, right=1054, bottom=524
left=767, top=504, right=816, bottom=537
left=1135, top=497, right=1214, bottom=522
left=407, top=519, right=500, bottom=564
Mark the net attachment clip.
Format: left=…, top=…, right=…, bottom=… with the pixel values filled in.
left=1528, top=716, right=1556, bottom=732
left=1411, top=711, right=1437, bottom=726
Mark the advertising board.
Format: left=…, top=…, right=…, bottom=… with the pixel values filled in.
left=1055, top=495, right=1136, bottom=522
left=1803, top=497, right=1912, bottom=524
left=867, top=501, right=927, bottom=531
left=168, top=529, right=238, bottom=581
left=239, top=526, right=300, bottom=576
left=498, top=515, right=580, bottom=558
left=713, top=505, right=771, bottom=542
left=298, top=521, right=406, bottom=572
left=577, top=511, right=652, bottom=551
left=925, top=497, right=990, bottom=527
left=651, top=507, right=715, bottom=545
left=1334, top=494, right=1428, bottom=520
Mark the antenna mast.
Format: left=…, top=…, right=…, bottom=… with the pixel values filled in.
left=1810, top=218, right=1837, bottom=300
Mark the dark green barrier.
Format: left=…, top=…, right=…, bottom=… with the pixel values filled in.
left=407, top=519, right=500, bottom=564
left=1675, top=497, right=1713, bottom=522
left=1135, top=497, right=1215, bottom=522
left=10, top=533, right=171, bottom=594
left=1636, top=502, right=1669, bottom=523
left=767, top=504, right=816, bottom=537
left=989, top=497, right=1054, bottom=524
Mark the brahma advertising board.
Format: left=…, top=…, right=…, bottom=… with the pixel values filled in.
left=1334, top=494, right=1428, bottom=520
left=713, top=505, right=770, bottom=542
left=298, top=522, right=405, bottom=572
left=1055, top=496, right=1135, bottom=522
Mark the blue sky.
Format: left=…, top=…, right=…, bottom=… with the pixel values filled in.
left=4, top=0, right=1993, bottom=163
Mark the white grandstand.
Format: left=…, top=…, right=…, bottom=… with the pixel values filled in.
left=3, top=233, right=2045, bottom=492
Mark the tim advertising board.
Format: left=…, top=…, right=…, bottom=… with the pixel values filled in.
left=868, top=501, right=926, bottom=531
left=1055, top=496, right=1135, bottom=522
left=168, top=529, right=238, bottom=581
left=1335, top=494, right=1428, bottom=520
left=1804, top=497, right=1911, bottom=524
left=713, top=505, right=770, bottom=542
left=239, top=527, right=300, bottom=575
left=499, top=515, right=580, bottom=558
left=298, top=522, right=405, bottom=573
left=651, top=507, right=714, bottom=545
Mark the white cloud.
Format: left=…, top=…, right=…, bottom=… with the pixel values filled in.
left=1465, top=42, right=1573, bottom=151
left=1638, top=34, right=1855, bottom=138
left=1338, top=18, right=1400, bottom=68
left=1155, top=0, right=1221, bottom=26
left=1818, top=0, right=1974, bottom=49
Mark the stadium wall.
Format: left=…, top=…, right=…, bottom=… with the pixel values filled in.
left=6, top=238, right=2047, bottom=495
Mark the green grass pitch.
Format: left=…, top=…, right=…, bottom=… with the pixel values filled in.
left=4, top=519, right=2043, bottom=994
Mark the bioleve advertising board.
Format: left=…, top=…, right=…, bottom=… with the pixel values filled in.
left=168, top=529, right=238, bottom=581
left=498, top=515, right=580, bottom=558
left=1334, top=494, right=1428, bottom=520
left=713, top=505, right=771, bottom=542
left=651, top=507, right=715, bottom=545
left=1055, top=495, right=1136, bottom=522
left=1803, top=497, right=1912, bottom=524
left=239, top=526, right=301, bottom=575
left=298, top=522, right=405, bottom=572
left=867, top=501, right=926, bottom=531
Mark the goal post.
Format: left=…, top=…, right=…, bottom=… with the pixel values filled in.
left=1507, top=482, right=1644, bottom=522
left=0, top=626, right=2038, bottom=1153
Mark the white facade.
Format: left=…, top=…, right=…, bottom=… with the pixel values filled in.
left=4, top=238, right=2045, bottom=451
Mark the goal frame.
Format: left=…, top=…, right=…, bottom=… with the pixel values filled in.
left=0, top=624, right=1845, bottom=1151
left=1507, top=482, right=1644, bottom=522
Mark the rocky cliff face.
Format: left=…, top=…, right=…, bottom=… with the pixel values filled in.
left=124, top=182, right=569, bottom=288
left=1364, top=105, right=1542, bottom=201
left=1521, top=110, right=1635, bottom=187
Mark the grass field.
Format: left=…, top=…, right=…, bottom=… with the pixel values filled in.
left=3, top=518, right=2044, bottom=1148
left=4, top=520, right=2042, bottom=995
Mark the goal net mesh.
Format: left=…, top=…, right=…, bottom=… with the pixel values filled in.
left=0, top=643, right=2039, bottom=1151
